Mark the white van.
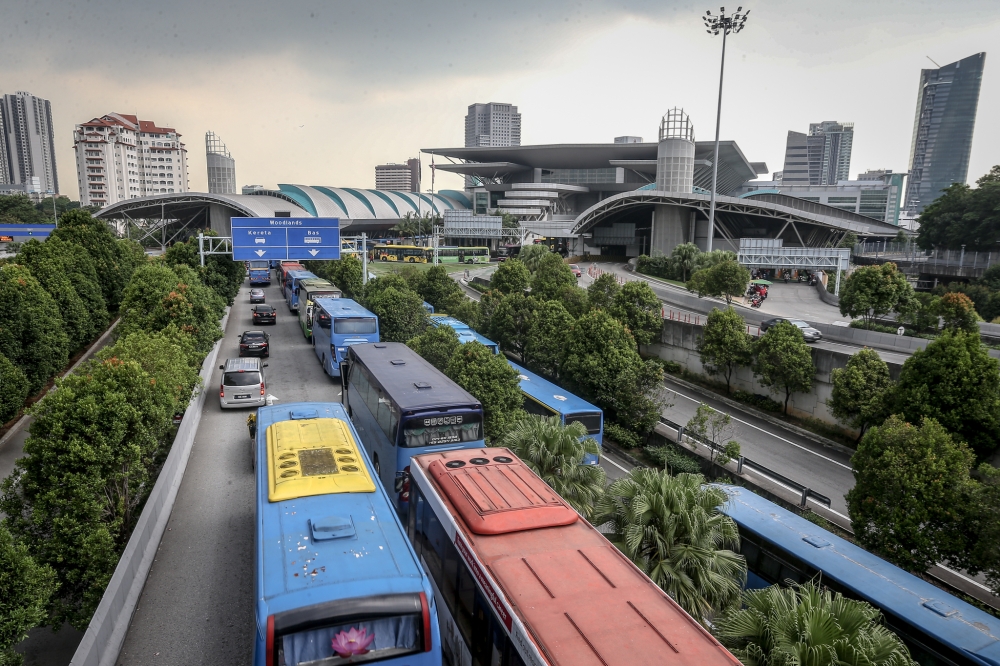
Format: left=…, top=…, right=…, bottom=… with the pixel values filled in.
left=219, top=357, right=268, bottom=409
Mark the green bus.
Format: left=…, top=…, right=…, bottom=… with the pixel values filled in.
left=433, top=246, right=490, bottom=264
left=296, top=278, right=342, bottom=341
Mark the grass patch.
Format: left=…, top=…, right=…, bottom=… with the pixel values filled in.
left=368, top=261, right=479, bottom=276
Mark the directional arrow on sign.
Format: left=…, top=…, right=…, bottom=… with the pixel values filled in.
left=309, top=249, right=320, bottom=256
left=255, top=250, right=266, bottom=257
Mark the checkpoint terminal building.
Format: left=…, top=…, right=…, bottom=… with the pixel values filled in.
left=96, top=109, right=900, bottom=259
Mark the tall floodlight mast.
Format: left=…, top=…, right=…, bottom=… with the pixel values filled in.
left=703, top=6, right=749, bottom=252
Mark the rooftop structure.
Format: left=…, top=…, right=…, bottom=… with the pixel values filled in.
left=0, top=91, right=59, bottom=194
left=614, top=136, right=643, bottom=143
left=205, top=131, right=236, bottom=195
left=905, top=52, right=986, bottom=215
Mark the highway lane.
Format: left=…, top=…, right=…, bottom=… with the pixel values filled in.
left=118, top=279, right=339, bottom=666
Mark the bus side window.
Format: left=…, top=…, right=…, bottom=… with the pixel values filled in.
left=523, top=397, right=556, bottom=419
left=354, top=366, right=371, bottom=407
left=376, top=397, right=395, bottom=444
left=365, top=383, right=382, bottom=426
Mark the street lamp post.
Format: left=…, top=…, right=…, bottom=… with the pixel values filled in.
left=703, top=6, right=749, bottom=252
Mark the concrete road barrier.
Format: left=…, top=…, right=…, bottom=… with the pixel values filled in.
left=70, top=308, right=230, bottom=666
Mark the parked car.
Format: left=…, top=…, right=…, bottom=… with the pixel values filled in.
left=252, top=304, right=276, bottom=325
left=569, top=264, right=582, bottom=278
left=218, top=357, right=268, bottom=409
left=239, top=330, right=270, bottom=357
left=760, top=317, right=823, bottom=342
left=249, top=288, right=265, bottom=304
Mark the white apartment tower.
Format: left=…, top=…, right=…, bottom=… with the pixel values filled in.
left=464, top=103, right=521, bottom=148
left=73, top=113, right=189, bottom=207
left=0, top=91, right=59, bottom=194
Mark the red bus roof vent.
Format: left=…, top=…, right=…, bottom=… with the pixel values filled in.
left=427, top=448, right=578, bottom=535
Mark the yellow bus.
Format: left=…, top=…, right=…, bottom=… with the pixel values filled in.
left=368, top=244, right=431, bottom=263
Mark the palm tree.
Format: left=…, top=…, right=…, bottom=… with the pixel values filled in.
left=497, top=416, right=606, bottom=519
left=670, top=242, right=701, bottom=282
left=593, top=470, right=745, bottom=622
left=715, top=581, right=915, bottom=666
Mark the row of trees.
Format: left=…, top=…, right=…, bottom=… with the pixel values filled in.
left=916, top=165, right=1000, bottom=251
left=0, top=231, right=237, bottom=659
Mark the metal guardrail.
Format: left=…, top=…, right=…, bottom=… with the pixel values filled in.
left=658, top=416, right=832, bottom=509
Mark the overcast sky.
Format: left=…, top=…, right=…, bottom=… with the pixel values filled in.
left=3, top=0, right=998, bottom=199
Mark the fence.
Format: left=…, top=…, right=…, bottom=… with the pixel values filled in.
left=855, top=242, right=999, bottom=271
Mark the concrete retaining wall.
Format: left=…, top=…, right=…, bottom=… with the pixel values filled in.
left=70, top=308, right=230, bottom=666
left=646, top=319, right=905, bottom=426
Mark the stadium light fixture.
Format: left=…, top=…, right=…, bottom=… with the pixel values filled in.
left=703, top=6, right=749, bottom=252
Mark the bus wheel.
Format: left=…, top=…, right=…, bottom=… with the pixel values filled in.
left=381, top=256, right=388, bottom=262
left=322, top=355, right=328, bottom=375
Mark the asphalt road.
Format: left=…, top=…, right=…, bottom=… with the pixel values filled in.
left=117, top=279, right=339, bottom=666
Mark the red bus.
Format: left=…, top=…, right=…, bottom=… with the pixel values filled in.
left=407, top=448, right=742, bottom=666
left=277, top=261, right=304, bottom=289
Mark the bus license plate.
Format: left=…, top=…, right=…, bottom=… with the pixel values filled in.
left=235, top=394, right=251, bottom=399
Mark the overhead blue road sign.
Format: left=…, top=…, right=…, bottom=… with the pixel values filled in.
left=231, top=218, right=340, bottom=261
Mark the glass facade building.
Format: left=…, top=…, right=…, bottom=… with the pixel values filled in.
left=904, top=52, right=986, bottom=215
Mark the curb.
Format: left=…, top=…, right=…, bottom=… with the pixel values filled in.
left=0, top=318, right=120, bottom=450
left=70, top=307, right=230, bottom=666
left=661, top=373, right=857, bottom=457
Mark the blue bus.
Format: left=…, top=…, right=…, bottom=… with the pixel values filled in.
left=508, top=361, right=603, bottom=465
left=421, top=301, right=434, bottom=314
left=249, top=260, right=271, bottom=286
left=252, top=402, right=441, bottom=666
left=427, top=315, right=500, bottom=355
left=283, top=270, right=318, bottom=311
left=311, top=297, right=379, bottom=377
left=717, top=485, right=1000, bottom=666
left=343, top=342, right=485, bottom=513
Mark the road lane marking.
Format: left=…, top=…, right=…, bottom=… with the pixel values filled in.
left=602, top=454, right=631, bottom=474
left=665, top=383, right=853, bottom=471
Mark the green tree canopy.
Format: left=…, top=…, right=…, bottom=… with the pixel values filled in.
left=414, top=265, right=463, bottom=311
left=497, top=416, right=605, bottom=518
left=752, top=321, right=814, bottom=414
left=847, top=416, right=975, bottom=573
left=966, top=464, right=1000, bottom=595
left=916, top=165, right=1000, bottom=250
left=698, top=307, right=752, bottom=393
left=828, top=348, right=892, bottom=440
left=445, top=341, right=525, bottom=440
left=594, top=470, right=746, bottom=622
left=612, top=280, right=662, bottom=346
left=163, top=231, right=244, bottom=305
left=0, top=264, right=70, bottom=393
left=0, top=354, right=29, bottom=424
left=99, top=328, right=201, bottom=407
left=516, top=244, right=549, bottom=273
left=0, top=523, right=58, bottom=665
left=317, top=255, right=364, bottom=299
left=890, top=330, right=1000, bottom=459
left=0, top=354, right=178, bottom=629
left=365, top=285, right=427, bottom=343
left=562, top=310, right=663, bottom=433
left=489, top=292, right=539, bottom=360
left=688, top=260, right=750, bottom=305
left=838, top=263, right=915, bottom=329
left=716, top=581, right=916, bottom=666
left=523, top=300, right=574, bottom=380
left=406, top=324, right=461, bottom=373
left=489, top=259, right=530, bottom=295
left=935, top=291, right=979, bottom=333
left=530, top=253, right=577, bottom=301
left=670, top=243, right=701, bottom=282
left=587, top=272, right=621, bottom=311
left=0, top=194, right=47, bottom=225
left=557, top=284, right=590, bottom=318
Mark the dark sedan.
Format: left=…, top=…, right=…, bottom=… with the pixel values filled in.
left=252, top=304, right=276, bottom=325
left=249, top=288, right=265, bottom=304
left=759, top=317, right=823, bottom=342
left=239, top=331, right=270, bottom=358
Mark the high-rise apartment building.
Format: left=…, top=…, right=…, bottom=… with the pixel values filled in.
left=206, top=131, right=236, bottom=194
left=0, top=91, right=59, bottom=194
left=375, top=158, right=420, bottom=191
left=464, top=103, right=521, bottom=148
left=904, top=52, right=986, bottom=216
left=73, top=113, right=189, bottom=207
left=780, top=121, right=854, bottom=186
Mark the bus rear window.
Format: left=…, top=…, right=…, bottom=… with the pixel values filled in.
left=402, top=414, right=482, bottom=448
left=567, top=412, right=602, bottom=435
left=223, top=372, right=260, bottom=387
left=334, top=318, right=377, bottom=335
left=277, top=613, right=422, bottom=665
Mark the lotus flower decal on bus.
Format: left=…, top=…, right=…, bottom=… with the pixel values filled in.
left=331, top=627, right=375, bottom=658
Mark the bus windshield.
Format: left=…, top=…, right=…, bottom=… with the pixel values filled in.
left=401, top=414, right=482, bottom=448
left=567, top=412, right=602, bottom=435
left=277, top=612, right=422, bottom=665
left=334, top=317, right=377, bottom=335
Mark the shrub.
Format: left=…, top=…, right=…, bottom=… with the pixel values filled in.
left=732, top=390, right=783, bottom=413
left=0, top=354, right=29, bottom=424
left=0, top=264, right=70, bottom=394
left=0, top=523, right=57, bottom=665
left=646, top=443, right=702, bottom=475
left=604, top=422, right=641, bottom=449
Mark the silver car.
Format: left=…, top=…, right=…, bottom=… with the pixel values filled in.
left=218, top=357, right=268, bottom=409
left=760, top=317, right=823, bottom=342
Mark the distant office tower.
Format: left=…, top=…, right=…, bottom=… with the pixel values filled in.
left=73, top=112, right=189, bottom=207
left=614, top=136, right=643, bottom=144
left=375, top=158, right=420, bottom=191
left=0, top=91, right=59, bottom=194
left=780, top=121, right=854, bottom=186
left=904, top=52, right=986, bottom=215
left=206, top=131, right=236, bottom=194
left=465, top=103, right=521, bottom=147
